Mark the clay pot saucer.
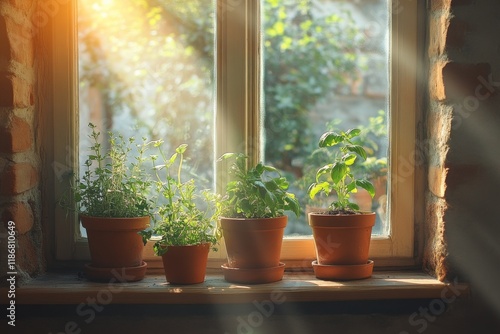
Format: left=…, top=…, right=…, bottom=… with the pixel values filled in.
left=221, top=262, right=285, bottom=284
left=84, top=261, right=147, bottom=282
left=312, top=260, right=374, bottom=281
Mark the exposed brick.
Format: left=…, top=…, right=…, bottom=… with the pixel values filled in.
left=428, top=165, right=448, bottom=198
left=0, top=163, right=38, bottom=195
left=0, top=116, right=32, bottom=153
left=0, top=75, right=14, bottom=107
left=446, top=18, right=469, bottom=50
left=7, top=0, right=36, bottom=14
left=2, top=202, right=34, bottom=234
left=442, top=62, right=491, bottom=102
left=423, top=196, right=449, bottom=281
left=427, top=105, right=450, bottom=141
left=0, top=17, right=10, bottom=70
left=3, top=16, right=34, bottom=67
left=429, top=14, right=450, bottom=57
left=429, top=60, right=448, bottom=101
left=0, top=74, right=33, bottom=108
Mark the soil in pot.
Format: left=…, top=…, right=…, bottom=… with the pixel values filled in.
left=161, top=243, right=210, bottom=284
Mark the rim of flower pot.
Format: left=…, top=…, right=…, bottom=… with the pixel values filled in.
left=80, top=215, right=150, bottom=231
left=308, top=212, right=375, bottom=228
left=219, top=216, right=288, bottom=231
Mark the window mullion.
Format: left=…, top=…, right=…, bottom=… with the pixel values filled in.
left=51, top=0, right=79, bottom=260
left=215, top=0, right=261, bottom=193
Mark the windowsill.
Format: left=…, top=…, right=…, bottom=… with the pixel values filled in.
left=7, top=270, right=467, bottom=305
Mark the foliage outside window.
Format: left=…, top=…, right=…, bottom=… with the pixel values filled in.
left=78, top=0, right=389, bottom=236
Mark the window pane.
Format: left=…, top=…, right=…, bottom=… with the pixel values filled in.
left=78, top=0, right=216, bottom=234
left=262, top=0, right=389, bottom=236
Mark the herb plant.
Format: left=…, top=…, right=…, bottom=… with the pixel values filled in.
left=219, top=153, right=300, bottom=219
left=139, top=142, right=221, bottom=255
left=308, top=128, right=375, bottom=214
left=71, top=123, right=152, bottom=218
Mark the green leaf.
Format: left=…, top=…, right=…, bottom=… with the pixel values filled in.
left=345, top=128, right=361, bottom=139
left=217, top=152, right=236, bottom=162
left=275, top=177, right=289, bottom=190
left=265, top=191, right=277, bottom=207
left=176, top=144, right=188, bottom=154
left=347, top=202, right=360, bottom=211
left=308, top=182, right=330, bottom=199
left=285, top=195, right=301, bottom=217
left=356, top=179, right=375, bottom=198
left=346, top=145, right=367, bottom=160
left=168, top=153, right=178, bottom=166
left=262, top=165, right=279, bottom=173
left=255, top=163, right=265, bottom=175
left=343, top=153, right=357, bottom=166
left=318, top=131, right=343, bottom=148
left=346, top=181, right=357, bottom=193
left=315, top=164, right=332, bottom=181
left=331, top=162, right=347, bottom=184
left=264, top=180, right=279, bottom=191
left=255, top=180, right=267, bottom=195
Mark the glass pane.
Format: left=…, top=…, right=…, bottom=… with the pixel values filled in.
left=262, top=0, right=389, bottom=236
left=78, top=0, right=216, bottom=236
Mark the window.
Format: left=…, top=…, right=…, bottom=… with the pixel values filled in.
left=77, top=0, right=217, bottom=238
left=51, top=0, right=419, bottom=268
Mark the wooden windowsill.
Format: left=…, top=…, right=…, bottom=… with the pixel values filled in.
left=7, top=270, right=467, bottom=305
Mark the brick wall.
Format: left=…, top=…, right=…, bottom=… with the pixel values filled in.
left=0, top=0, right=44, bottom=283
left=425, top=0, right=500, bottom=312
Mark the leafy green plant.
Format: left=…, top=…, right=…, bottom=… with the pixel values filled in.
left=308, top=128, right=375, bottom=214
left=353, top=110, right=388, bottom=180
left=263, top=1, right=364, bottom=170
left=139, top=142, right=221, bottom=256
left=69, top=123, right=152, bottom=218
left=219, top=153, right=300, bottom=219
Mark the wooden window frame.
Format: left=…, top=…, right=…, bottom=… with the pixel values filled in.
left=48, top=0, right=420, bottom=270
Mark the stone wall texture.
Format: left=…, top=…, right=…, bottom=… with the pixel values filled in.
left=425, top=0, right=500, bottom=315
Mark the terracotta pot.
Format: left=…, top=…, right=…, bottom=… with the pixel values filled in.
left=308, top=212, right=375, bottom=265
left=161, top=243, right=210, bottom=284
left=220, top=216, right=287, bottom=269
left=81, top=215, right=149, bottom=268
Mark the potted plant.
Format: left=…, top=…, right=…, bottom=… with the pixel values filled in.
left=351, top=110, right=388, bottom=215
left=308, top=128, right=376, bottom=280
left=68, top=123, right=152, bottom=282
left=139, top=143, right=221, bottom=284
left=352, top=156, right=388, bottom=212
left=218, top=153, right=300, bottom=284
